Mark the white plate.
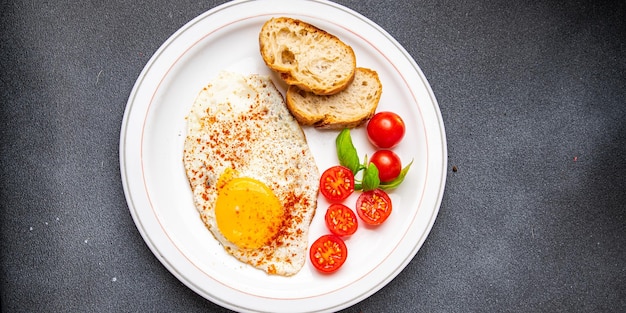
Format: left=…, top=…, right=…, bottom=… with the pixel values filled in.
left=120, top=0, right=446, bottom=312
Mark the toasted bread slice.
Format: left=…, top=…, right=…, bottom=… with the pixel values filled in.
left=259, top=17, right=356, bottom=95
left=286, top=67, right=382, bottom=129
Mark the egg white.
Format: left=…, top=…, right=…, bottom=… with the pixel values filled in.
left=183, top=71, right=319, bottom=276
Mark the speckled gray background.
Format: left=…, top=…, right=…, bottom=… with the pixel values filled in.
left=1, top=0, right=625, bottom=312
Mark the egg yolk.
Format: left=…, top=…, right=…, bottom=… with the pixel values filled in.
left=215, top=177, right=284, bottom=249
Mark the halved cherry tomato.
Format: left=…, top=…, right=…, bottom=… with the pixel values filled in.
left=370, top=150, right=402, bottom=183
left=367, top=111, right=406, bottom=148
left=319, top=165, right=355, bottom=202
left=325, top=204, right=358, bottom=237
left=309, top=234, right=348, bottom=273
left=356, top=189, right=392, bottom=225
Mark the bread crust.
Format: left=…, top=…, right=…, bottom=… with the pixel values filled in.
left=259, top=17, right=356, bottom=95
left=286, top=67, right=382, bottom=129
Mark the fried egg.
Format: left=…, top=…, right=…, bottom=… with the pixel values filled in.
left=183, top=71, right=319, bottom=276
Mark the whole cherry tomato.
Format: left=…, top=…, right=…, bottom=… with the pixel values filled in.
left=369, top=150, right=402, bottom=183
left=366, top=112, right=405, bottom=148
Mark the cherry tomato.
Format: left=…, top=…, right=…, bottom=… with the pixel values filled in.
left=356, top=189, right=392, bottom=226
left=319, top=166, right=355, bottom=202
left=366, top=112, right=406, bottom=148
left=369, top=150, right=402, bottom=183
left=325, top=204, right=358, bottom=237
left=309, top=234, right=348, bottom=273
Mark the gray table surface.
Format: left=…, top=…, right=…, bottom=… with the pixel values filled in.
left=2, top=0, right=625, bottom=312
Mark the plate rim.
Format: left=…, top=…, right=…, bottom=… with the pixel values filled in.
left=120, top=0, right=447, bottom=312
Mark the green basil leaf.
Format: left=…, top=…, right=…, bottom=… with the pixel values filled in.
left=335, top=128, right=360, bottom=174
left=354, top=182, right=363, bottom=190
left=362, top=163, right=381, bottom=191
left=379, top=159, right=413, bottom=190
